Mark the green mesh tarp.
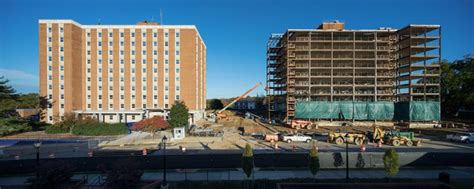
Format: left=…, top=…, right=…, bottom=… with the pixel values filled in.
left=295, top=101, right=439, bottom=121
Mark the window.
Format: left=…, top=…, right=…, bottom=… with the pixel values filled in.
left=132, top=95, right=135, bottom=99
left=60, top=56, right=64, bottom=61
left=142, top=77, right=146, bottom=81
left=142, top=86, right=146, bottom=90
left=153, top=41, right=157, bottom=46
left=143, top=42, right=146, bottom=46
left=165, top=42, right=168, bottom=46
left=154, top=68, right=157, bottom=73
left=60, top=37, right=63, bottom=42
left=120, top=33, right=124, bottom=37
left=61, top=104, right=64, bottom=108
left=87, top=77, right=91, bottom=82
left=154, top=95, right=157, bottom=99
left=132, top=50, right=135, bottom=55
left=142, top=59, right=146, bottom=64
left=87, top=32, right=90, bottom=37
left=176, top=86, right=180, bottom=91
left=60, top=75, right=64, bottom=80
left=176, top=95, right=180, bottom=100
left=176, top=41, right=180, bottom=46
left=165, top=68, right=169, bottom=73
left=98, top=59, right=102, bottom=64
left=49, top=116, right=53, bottom=121
left=154, top=60, right=158, bottom=64
left=48, top=37, right=52, bottom=42
left=110, top=104, right=113, bottom=109
left=98, top=32, right=102, bottom=37
left=154, top=50, right=157, bottom=55
left=176, top=68, right=180, bottom=73
left=109, top=50, right=113, bottom=55
left=121, top=104, right=124, bottom=108
left=61, top=94, right=64, bottom=99
left=109, top=59, right=113, bottom=64
left=131, top=32, right=135, bottom=37
left=120, top=50, right=124, bottom=55
left=165, top=50, right=168, bottom=55
left=132, top=115, right=135, bottom=119
left=98, top=95, right=102, bottom=99
left=98, top=50, right=102, bottom=55
left=165, top=104, right=168, bottom=108
left=120, top=86, right=124, bottom=90
left=109, top=33, right=113, bottom=38
left=120, top=41, right=124, bottom=46
left=48, top=56, right=52, bottom=61
left=142, top=104, right=146, bottom=108
left=165, top=32, right=168, bottom=37
left=132, top=59, right=135, bottom=64
left=132, top=42, right=135, bottom=46
left=165, top=59, right=168, bottom=64
left=153, top=33, right=157, bottom=37
left=143, top=68, right=146, bottom=73
left=87, top=86, right=91, bottom=91
left=109, top=77, right=113, bottom=82
left=98, top=104, right=102, bottom=108
left=48, top=75, right=52, bottom=80
left=109, top=86, right=113, bottom=90
left=109, top=115, right=113, bottom=120
left=60, top=47, right=64, bottom=52
left=176, top=60, right=180, bottom=64
left=48, top=66, right=52, bottom=71
left=60, top=27, right=64, bottom=33
left=165, top=77, right=169, bottom=82
left=87, top=95, right=91, bottom=99
left=120, top=59, right=124, bottom=64
left=109, top=42, right=113, bottom=46
left=48, top=94, right=52, bottom=99
left=120, top=77, right=124, bottom=82
left=121, top=95, right=124, bottom=99
left=48, top=47, right=52, bottom=52
left=87, top=59, right=91, bottom=64
left=165, top=95, right=168, bottom=99
left=48, top=27, right=52, bottom=33
left=110, top=95, right=113, bottom=99
left=142, top=33, right=146, bottom=38
left=98, top=42, right=102, bottom=46
left=176, top=32, right=180, bottom=37
left=87, top=51, right=90, bottom=55
left=165, top=86, right=169, bottom=91
left=132, top=86, right=135, bottom=91
left=60, top=66, right=64, bottom=71
left=87, top=104, right=91, bottom=108
left=143, top=95, right=146, bottom=99
left=176, top=51, right=180, bottom=55
left=132, top=77, right=135, bottom=82
left=142, top=50, right=146, bottom=55
left=154, top=86, right=157, bottom=90
left=87, top=42, right=90, bottom=46
left=98, top=68, right=102, bottom=73
left=132, top=68, right=135, bottom=73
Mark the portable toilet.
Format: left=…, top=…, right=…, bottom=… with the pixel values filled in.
left=173, top=127, right=185, bottom=140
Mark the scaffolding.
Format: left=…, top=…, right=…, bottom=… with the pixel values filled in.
left=266, top=22, right=441, bottom=123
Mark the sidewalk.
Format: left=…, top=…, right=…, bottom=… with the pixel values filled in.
left=1, top=167, right=474, bottom=186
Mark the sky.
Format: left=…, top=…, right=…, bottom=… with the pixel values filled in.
left=0, top=0, right=473, bottom=98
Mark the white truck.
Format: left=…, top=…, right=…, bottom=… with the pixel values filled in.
left=282, top=133, right=312, bottom=143
left=447, top=133, right=474, bottom=143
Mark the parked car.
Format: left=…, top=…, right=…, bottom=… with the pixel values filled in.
left=282, top=133, right=312, bottom=143
left=451, top=133, right=474, bottom=143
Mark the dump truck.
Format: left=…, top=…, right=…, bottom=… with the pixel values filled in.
left=327, top=131, right=366, bottom=145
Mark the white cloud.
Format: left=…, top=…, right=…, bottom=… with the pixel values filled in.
left=0, top=68, right=38, bottom=88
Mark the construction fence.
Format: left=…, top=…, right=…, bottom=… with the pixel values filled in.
left=295, top=101, right=440, bottom=121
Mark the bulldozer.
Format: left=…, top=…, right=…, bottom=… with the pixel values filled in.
left=327, top=131, right=366, bottom=145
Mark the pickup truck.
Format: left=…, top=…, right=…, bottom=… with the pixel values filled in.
left=282, top=133, right=312, bottom=143
left=447, top=133, right=474, bottom=143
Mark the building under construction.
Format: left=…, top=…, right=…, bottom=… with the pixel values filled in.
left=266, top=21, right=441, bottom=125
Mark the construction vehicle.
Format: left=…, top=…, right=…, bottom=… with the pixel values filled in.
left=384, top=130, right=420, bottom=146
left=188, top=126, right=224, bottom=137
left=327, top=131, right=366, bottom=145
left=290, top=120, right=316, bottom=130
left=207, top=82, right=263, bottom=122
left=369, top=127, right=421, bottom=146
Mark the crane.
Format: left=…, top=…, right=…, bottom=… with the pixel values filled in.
left=208, top=82, right=263, bottom=122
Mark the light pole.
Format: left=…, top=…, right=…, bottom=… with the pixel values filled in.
left=161, top=135, right=168, bottom=189
left=33, top=139, right=42, bottom=180
left=344, top=134, right=349, bottom=183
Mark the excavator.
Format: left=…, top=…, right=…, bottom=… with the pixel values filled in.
left=207, top=82, right=263, bottom=122
left=371, top=126, right=421, bottom=146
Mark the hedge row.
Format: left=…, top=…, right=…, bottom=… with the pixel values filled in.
left=71, top=123, right=128, bottom=136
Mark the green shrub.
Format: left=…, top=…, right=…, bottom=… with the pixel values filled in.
left=45, top=125, right=69, bottom=134
left=71, top=122, right=128, bottom=136
left=0, top=117, right=30, bottom=136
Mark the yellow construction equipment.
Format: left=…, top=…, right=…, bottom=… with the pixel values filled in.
left=327, top=131, right=366, bottom=145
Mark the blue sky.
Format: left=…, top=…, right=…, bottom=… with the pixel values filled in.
left=0, top=0, right=473, bottom=98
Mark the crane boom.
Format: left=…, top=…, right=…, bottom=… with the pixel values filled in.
left=217, top=82, right=262, bottom=114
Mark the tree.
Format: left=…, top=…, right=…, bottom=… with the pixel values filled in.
left=356, top=152, right=366, bottom=168
left=132, top=116, right=170, bottom=134
left=241, top=143, right=254, bottom=178
left=440, top=55, right=474, bottom=118
left=0, top=76, right=18, bottom=117
left=383, top=148, right=400, bottom=181
left=168, top=101, right=189, bottom=128
left=332, top=152, right=344, bottom=168
left=209, top=99, right=224, bottom=110
left=105, top=159, right=143, bottom=189
left=308, top=141, right=320, bottom=178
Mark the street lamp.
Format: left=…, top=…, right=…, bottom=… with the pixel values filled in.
left=344, top=134, right=349, bottom=183
left=33, top=139, right=42, bottom=180
left=161, top=135, right=168, bottom=189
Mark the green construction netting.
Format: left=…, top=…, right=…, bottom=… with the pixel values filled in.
left=295, top=101, right=440, bottom=121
